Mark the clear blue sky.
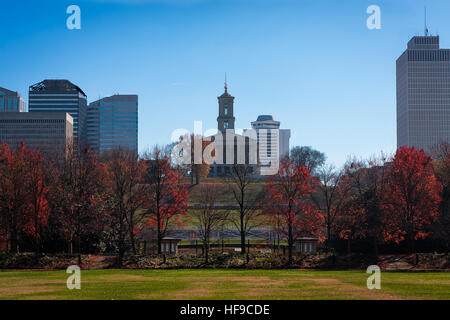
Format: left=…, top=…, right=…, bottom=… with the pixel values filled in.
left=1, top=0, right=449, bottom=167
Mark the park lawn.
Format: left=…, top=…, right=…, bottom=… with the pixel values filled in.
left=0, top=269, right=448, bottom=300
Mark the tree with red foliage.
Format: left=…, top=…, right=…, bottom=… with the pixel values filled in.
left=190, top=134, right=212, bottom=185
left=22, top=147, right=50, bottom=262
left=431, top=142, right=450, bottom=249
left=0, top=143, right=37, bottom=252
left=0, top=144, right=12, bottom=249
left=103, top=148, right=147, bottom=263
left=383, top=147, right=442, bottom=253
left=312, top=165, right=352, bottom=252
left=334, top=174, right=367, bottom=254
left=265, top=161, right=323, bottom=264
left=48, top=146, right=107, bottom=262
left=336, top=156, right=390, bottom=255
left=143, top=148, right=188, bottom=254
left=0, top=143, right=51, bottom=257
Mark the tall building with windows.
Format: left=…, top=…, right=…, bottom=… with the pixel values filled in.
left=0, top=87, right=26, bottom=112
left=396, top=36, right=450, bottom=154
left=0, top=112, right=73, bottom=155
left=86, top=94, right=138, bottom=154
left=28, top=80, right=87, bottom=145
left=251, top=115, right=291, bottom=175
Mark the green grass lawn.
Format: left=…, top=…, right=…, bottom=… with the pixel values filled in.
left=0, top=269, right=448, bottom=300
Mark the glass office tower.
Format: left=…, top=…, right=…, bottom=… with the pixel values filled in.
left=0, top=87, right=26, bottom=112
left=87, top=94, right=138, bottom=154
left=28, top=80, right=87, bottom=146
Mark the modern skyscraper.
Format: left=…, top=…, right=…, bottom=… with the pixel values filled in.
left=0, top=112, right=73, bottom=155
left=251, top=115, right=291, bottom=175
left=0, top=87, right=26, bottom=112
left=28, top=80, right=87, bottom=145
left=396, top=36, right=450, bottom=154
left=87, top=94, right=138, bottom=154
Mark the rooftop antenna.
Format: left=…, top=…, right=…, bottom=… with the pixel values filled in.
left=424, top=6, right=429, bottom=36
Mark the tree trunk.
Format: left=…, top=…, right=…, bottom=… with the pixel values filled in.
left=130, top=232, right=136, bottom=255
left=288, top=223, right=293, bottom=265
left=373, top=236, right=378, bottom=256
left=347, top=238, right=351, bottom=254
left=240, top=210, right=245, bottom=254
left=326, top=223, right=331, bottom=253
left=34, top=208, right=40, bottom=264
left=10, top=218, right=18, bottom=253
left=129, top=216, right=137, bottom=255
left=78, top=235, right=82, bottom=265
left=409, top=233, right=415, bottom=254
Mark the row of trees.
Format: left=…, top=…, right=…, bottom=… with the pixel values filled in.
left=191, top=144, right=448, bottom=264
left=278, top=145, right=448, bottom=259
left=0, top=143, right=188, bottom=264
left=0, top=141, right=448, bottom=265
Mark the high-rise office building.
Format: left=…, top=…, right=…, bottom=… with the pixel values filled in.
left=87, top=94, right=138, bottom=154
left=0, top=87, right=26, bottom=112
left=28, top=80, right=87, bottom=145
left=396, top=36, right=450, bottom=154
left=0, top=112, right=73, bottom=155
left=251, top=115, right=290, bottom=175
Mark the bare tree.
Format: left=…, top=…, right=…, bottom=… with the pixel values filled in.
left=227, top=164, right=264, bottom=254
left=192, top=184, right=229, bottom=263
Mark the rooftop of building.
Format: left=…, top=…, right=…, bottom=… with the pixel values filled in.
left=0, top=111, right=73, bottom=123
left=89, top=94, right=138, bottom=106
left=256, top=115, right=274, bottom=122
left=29, top=79, right=87, bottom=97
left=0, top=86, right=19, bottom=96
left=407, top=35, right=440, bottom=50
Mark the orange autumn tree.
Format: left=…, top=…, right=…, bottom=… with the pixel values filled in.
left=265, top=161, right=323, bottom=264
left=143, top=149, right=188, bottom=254
left=190, top=134, right=212, bottom=185
left=383, top=147, right=442, bottom=253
